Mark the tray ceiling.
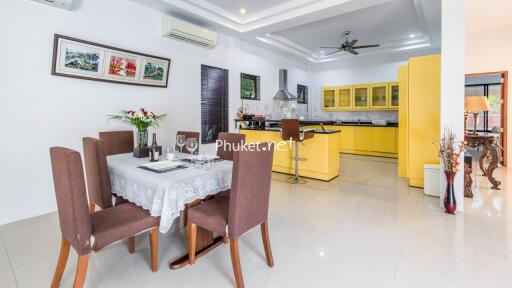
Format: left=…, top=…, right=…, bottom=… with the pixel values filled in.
left=130, top=0, right=440, bottom=64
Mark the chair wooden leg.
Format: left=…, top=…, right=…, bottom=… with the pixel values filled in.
left=149, top=227, right=159, bottom=272
left=51, top=238, right=70, bottom=288
left=88, top=202, right=95, bottom=214
left=260, top=221, right=274, bottom=267
left=128, top=236, right=136, bottom=253
left=223, top=236, right=229, bottom=244
left=188, top=222, right=197, bottom=264
left=229, top=239, right=245, bottom=288
left=72, top=254, right=89, bottom=288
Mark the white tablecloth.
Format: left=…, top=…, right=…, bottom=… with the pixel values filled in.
left=107, top=153, right=233, bottom=232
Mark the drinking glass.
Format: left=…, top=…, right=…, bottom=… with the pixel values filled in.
left=176, top=135, right=186, bottom=153
left=186, top=138, right=198, bottom=155
left=201, top=151, right=212, bottom=170
left=166, top=146, right=175, bottom=161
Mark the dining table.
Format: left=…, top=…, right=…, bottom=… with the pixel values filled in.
left=107, top=152, right=233, bottom=269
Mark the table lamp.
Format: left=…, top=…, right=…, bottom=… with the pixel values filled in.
left=464, top=96, right=490, bottom=134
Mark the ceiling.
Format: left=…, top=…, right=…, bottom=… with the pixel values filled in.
left=466, top=0, right=512, bottom=34
left=130, top=0, right=441, bottom=64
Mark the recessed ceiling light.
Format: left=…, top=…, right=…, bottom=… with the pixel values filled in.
left=240, top=8, right=246, bottom=15
left=409, top=34, right=415, bottom=38
left=320, top=50, right=325, bottom=53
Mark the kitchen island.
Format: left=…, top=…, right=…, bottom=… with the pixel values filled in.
left=240, top=128, right=340, bottom=181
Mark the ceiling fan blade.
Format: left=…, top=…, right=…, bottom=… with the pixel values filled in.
left=348, top=39, right=358, bottom=47
left=320, top=47, right=342, bottom=49
left=353, top=44, right=380, bottom=49
left=325, top=49, right=342, bottom=56
left=348, top=49, right=359, bottom=55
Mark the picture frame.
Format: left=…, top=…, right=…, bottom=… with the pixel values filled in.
left=297, top=84, right=308, bottom=104
left=51, top=34, right=171, bottom=88
left=240, top=73, right=260, bottom=100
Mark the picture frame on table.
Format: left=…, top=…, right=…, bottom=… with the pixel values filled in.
left=51, top=34, right=171, bottom=88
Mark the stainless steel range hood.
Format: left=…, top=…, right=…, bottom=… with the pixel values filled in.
left=273, top=69, right=297, bottom=101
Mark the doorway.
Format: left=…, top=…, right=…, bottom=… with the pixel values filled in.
left=465, top=71, right=508, bottom=166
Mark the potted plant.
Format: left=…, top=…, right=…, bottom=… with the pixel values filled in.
left=108, top=108, right=167, bottom=148
left=436, top=128, right=465, bottom=214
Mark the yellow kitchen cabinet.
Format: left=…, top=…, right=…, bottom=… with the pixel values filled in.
left=408, top=54, right=441, bottom=188
left=355, top=127, right=372, bottom=151
left=353, top=85, right=370, bottom=109
left=337, top=86, right=353, bottom=110
left=398, top=66, right=409, bottom=178
left=340, top=126, right=356, bottom=151
left=370, top=83, right=389, bottom=109
left=322, top=87, right=337, bottom=111
left=371, top=127, right=397, bottom=154
left=389, top=82, right=399, bottom=108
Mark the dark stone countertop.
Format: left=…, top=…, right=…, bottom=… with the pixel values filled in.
left=239, top=127, right=340, bottom=135
left=235, top=119, right=398, bottom=127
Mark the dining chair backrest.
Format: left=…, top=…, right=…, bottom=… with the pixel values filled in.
left=228, top=143, right=274, bottom=239
left=83, top=137, right=113, bottom=209
left=281, top=119, right=300, bottom=141
left=216, top=132, right=246, bottom=161
left=49, top=147, right=93, bottom=255
left=99, top=131, right=134, bottom=156
left=176, top=131, right=200, bottom=154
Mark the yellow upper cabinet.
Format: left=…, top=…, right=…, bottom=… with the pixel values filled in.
left=322, top=87, right=337, bottom=110
left=353, top=85, right=370, bottom=109
left=337, top=86, right=353, bottom=110
left=370, top=83, right=389, bottom=109
left=322, top=82, right=398, bottom=111
left=389, top=82, right=399, bottom=108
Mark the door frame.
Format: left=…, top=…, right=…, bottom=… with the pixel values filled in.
left=465, top=71, right=508, bottom=166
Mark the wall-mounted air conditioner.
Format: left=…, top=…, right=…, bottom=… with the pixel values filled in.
left=28, top=0, right=74, bottom=10
left=161, top=15, right=218, bottom=48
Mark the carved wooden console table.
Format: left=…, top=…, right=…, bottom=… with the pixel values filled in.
left=465, top=133, right=502, bottom=190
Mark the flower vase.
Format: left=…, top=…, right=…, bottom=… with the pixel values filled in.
left=444, top=171, right=457, bottom=214
left=137, top=130, right=148, bottom=148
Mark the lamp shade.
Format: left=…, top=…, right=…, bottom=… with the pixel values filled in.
left=464, top=96, right=490, bottom=113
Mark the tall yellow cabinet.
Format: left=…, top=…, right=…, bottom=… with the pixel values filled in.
left=398, top=55, right=441, bottom=188
left=398, top=65, right=409, bottom=178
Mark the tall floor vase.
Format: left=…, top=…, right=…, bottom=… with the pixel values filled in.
left=444, top=171, right=457, bottom=214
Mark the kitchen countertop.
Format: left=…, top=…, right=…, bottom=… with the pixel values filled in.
left=234, top=119, right=398, bottom=127
left=239, top=127, right=340, bottom=135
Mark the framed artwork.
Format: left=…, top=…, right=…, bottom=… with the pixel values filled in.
left=297, top=84, right=308, bottom=104
left=52, top=34, right=170, bottom=87
left=240, top=73, right=260, bottom=100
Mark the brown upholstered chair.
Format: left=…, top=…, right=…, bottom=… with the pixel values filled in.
left=99, top=130, right=134, bottom=156
left=187, top=143, right=275, bottom=288
left=280, top=119, right=314, bottom=184
left=216, top=132, right=246, bottom=161
left=49, top=147, right=160, bottom=288
left=83, top=137, right=137, bottom=252
left=176, top=131, right=200, bottom=154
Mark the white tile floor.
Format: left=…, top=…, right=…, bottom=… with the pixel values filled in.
left=0, top=154, right=510, bottom=288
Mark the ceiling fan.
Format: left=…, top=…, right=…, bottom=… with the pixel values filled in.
left=320, top=31, right=380, bottom=56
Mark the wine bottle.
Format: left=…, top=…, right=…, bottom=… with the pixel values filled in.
left=150, top=133, right=159, bottom=162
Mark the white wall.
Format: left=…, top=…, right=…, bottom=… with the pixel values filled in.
left=466, top=26, right=512, bottom=166
left=0, top=0, right=310, bottom=225
left=440, top=0, right=465, bottom=211
left=236, top=42, right=312, bottom=120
